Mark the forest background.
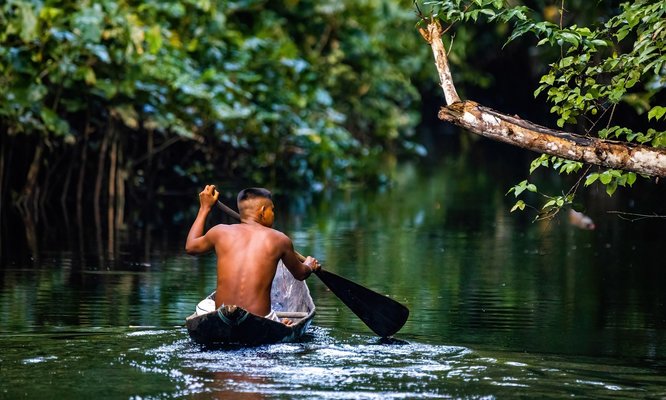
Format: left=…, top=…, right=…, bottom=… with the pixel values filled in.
left=1, top=0, right=664, bottom=231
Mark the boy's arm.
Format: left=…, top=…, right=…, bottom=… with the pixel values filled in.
left=280, top=235, right=320, bottom=281
left=185, top=185, right=219, bottom=255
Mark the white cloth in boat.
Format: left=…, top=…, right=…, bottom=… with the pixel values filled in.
left=195, top=298, right=280, bottom=322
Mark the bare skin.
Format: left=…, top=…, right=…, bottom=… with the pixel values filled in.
left=185, top=185, right=320, bottom=324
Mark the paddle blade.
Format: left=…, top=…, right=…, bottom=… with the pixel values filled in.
left=315, top=269, right=409, bottom=337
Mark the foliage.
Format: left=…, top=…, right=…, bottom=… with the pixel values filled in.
left=0, top=0, right=427, bottom=214
left=421, top=0, right=666, bottom=219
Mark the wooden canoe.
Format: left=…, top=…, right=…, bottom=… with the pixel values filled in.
left=185, top=261, right=316, bottom=346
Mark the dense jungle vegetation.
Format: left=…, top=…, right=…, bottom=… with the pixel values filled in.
left=0, top=0, right=429, bottom=224
left=1, top=0, right=664, bottom=228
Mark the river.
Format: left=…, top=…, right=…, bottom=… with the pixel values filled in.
left=1, top=142, right=665, bottom=398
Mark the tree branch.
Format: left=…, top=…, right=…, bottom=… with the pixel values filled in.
left=607, top=211, right=666, bottom=221
left=421, top=20, right=460, bottom=105
left=423, top=21, right=666, bottom=177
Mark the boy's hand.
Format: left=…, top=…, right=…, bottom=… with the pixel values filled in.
left=303, top=256, right=321, bottom=275
left=199, top=185, right=220, bottom=210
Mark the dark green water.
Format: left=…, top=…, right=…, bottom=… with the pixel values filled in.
left=1, top=151, right=666, bottom=398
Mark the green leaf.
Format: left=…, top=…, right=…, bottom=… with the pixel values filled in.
left=18, top=3, right=38, bottom=43
left=146, top=25, right=163, bottom=54
left=93, top=79, right=118, bottom=99
left=653, top=132, right=666, bottom=148
left=563, top=161, right=580, bottom=174
left=606, top=181, right=618, bottom=196
left=510, top=200, right=526, bottom=212
left=648, top=106, right=666, bottom=121
left=479, top=9, right=496, bottom=17
left=469, top=10, right=479, bottom=21
left=111, top=105, right=139, bottom=129
left=73, top=3, right=104, bottom=43
left=40, top=107, right=70, bottom=136
left=599, top=171, right=613, bottom=184
left=514, top=184, right=526, bottom=197
left=559, top=32, right=579, bottom=47
left=84, top=67, right=96, bottom=85
left=542, top=199, right=556, bottom=209
left=626, top=172, right=637, bottom=186
left=559, top=56, right=574, bottom=68
left=584, top=173, right=599, bottom=186
left=616, top=27, right=630, bottom=42
left=530, top=154, right=549, bottom=173
left=539, top=74, right=555, bottom=86
left=40, top=108, right=58, bottom=129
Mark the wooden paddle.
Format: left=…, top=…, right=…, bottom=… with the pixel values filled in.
left=216, top=200, right=409, bottom=337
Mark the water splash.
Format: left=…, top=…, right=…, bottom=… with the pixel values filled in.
left=124, top=327, right=663, bottom=399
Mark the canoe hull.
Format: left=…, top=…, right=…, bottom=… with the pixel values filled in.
left=185, top=261, right=315, bottom=346
left=186, top=305, right=313, bottom=346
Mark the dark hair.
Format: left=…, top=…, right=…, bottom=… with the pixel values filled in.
left=237, top=188, right=272, bottom=205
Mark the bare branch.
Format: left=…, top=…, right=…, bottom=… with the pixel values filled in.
left=607, top=211, right=666, bottom=221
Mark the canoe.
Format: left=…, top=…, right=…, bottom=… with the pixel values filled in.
left=185, top=261, right=316, bottom=346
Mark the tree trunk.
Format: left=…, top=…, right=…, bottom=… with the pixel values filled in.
left=0, top=131, right=5, bottom=215
left=94, top=122, right=110, bottom=222
left=17, top=140, right=45, bottom=211
left=422, top=21, right=666, bottom=177
left=145, top=129, right=155, bottom=223
left=0, top=131, right=5, bottom=261
left=107, top=129, right=117, bottom=254
left=18, top=207, right=38, bottom=257
left=76, top=123, right=92, bottom=208
left=94, top=120, right=111, bottom=254
left=41, top=146, right=67, bottom=212
left=60, top=149, right=73, bottom=245
left=60, top=147, right=74, bottom=210
left=116, top=137, right=126, bottom=231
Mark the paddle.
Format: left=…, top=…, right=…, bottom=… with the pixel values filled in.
left=216, top=199, right=409, bottom=337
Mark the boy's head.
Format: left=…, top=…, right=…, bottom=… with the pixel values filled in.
left=237, top=188, right=274, bottom=227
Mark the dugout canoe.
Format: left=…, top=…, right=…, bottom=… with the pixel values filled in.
left=185, top=261, right=316, bottom=346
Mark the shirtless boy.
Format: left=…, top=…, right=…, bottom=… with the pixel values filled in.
left=185, top=185, right=320, bottom=323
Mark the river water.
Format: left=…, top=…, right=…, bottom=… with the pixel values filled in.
left=1, top=145, right=665, bottom=398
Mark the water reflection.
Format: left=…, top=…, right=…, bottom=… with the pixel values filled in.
left=190, top=371, right=268, bottom=400
left=1, top=152, right=666, bottom=398
left=282, top=161, right=665, bottom=362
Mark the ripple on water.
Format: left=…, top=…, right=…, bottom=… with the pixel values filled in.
left=131, top=328, right=487, bottom=398
left=123, top=327, right=665, bottom=399
left=22, top=355, right=58, bottom=364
